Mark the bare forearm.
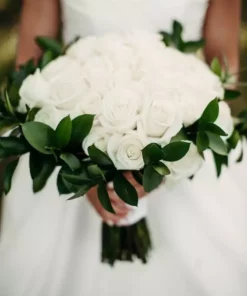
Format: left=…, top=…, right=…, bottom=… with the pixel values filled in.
left=16, top=0, right=60, bottom=66
left=203, top=0, right=241, bottom=74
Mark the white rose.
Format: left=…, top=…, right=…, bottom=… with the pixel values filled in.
left=75, top=90, right=102, bottom=115
left=215, top=101, right=234, bottom=139
left=66, top=36, right=97, bottom=64
left=99, top=34, right=135, bottom=69
left=99, top=88, right=140, bottom=132
left=19, top=69, right=51, bottom=112
left=111, top=69, right=132, bottom=88
left=82, top=56, right=114, bottom=95
left=166, top=82, right=214, bottom=127
left=181, top=92, right=211, bottom=127
left=82, top=127, right=112, bottom=154
left=107, top=132, right=146, bottom=170
left=42, top=56, right=89, bottom=110
left=35, top=105, right=68, bottom=129
left=138, top=93, right=182, bottom=146
left=141, top=75, right=209, bottom=127
left=167, top=143, right=203, bottom=180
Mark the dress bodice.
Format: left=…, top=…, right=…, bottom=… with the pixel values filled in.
left=61, top=0, right=209, bottom=43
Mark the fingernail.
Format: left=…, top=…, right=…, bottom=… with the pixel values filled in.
left=107, top=182, right=114, bottom=189
left=106, top=220, right=114, bottom=227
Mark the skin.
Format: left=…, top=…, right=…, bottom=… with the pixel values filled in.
left=204, top=0, right=240, bottom=74
left=15, top=0, right=241, bottom=223
left=16, top=0, right=60, bottom=66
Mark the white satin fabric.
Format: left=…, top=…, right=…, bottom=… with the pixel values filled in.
left=0, top=1, right=247, bottom=295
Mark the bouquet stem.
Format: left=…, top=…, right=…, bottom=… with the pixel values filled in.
left=101, top=218, right=152, bottom=266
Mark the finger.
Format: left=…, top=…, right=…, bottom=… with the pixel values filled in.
left=123, top=172, right=136, bottom=185
left=108, top=190, right=127, bottom=207
left=112, top=205, right=129, bottom=217
left=136, top=187, right=147, bottom=198
left=100, top=210, right=121, bottom=224
left=124, top=172, right=144, bottom=191
left=112, top=202, right=130, bottom=217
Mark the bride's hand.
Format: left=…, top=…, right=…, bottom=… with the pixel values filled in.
left=87, top=186, right=130, bottom=224
left=87, top=172, right=146, bottom=223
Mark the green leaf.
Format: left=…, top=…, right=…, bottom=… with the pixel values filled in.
left=0, top=97, right=7, bottom=113
left=57, top=172, right=70, bottom=195
left=183, top=39, right=205, bottom=53
left=200, top=98, right=219, bottom=123
left=60, top=173, right=90, bottom=186
left=10, top=127, right=21, bottom=137
left=113, top=173, right=138, bottom=206
left=35, top=37, right=63, bottom=56
left=7, top=59, right=36, bottom=107
left=162, top=141, right=190, bottom=162
left=160, top=31, right=172, bottom=46
left=213, top=151, right=228, bottom=177
left=142, top=143, right=164, bottom=164
left=55, top=116, right=72, bottom=148
left=0, top=137, right=29, bottom=157
left=227, top=129, right=240, bottom=149
left=0, top=119, right=18, bottom=136
left=206, top=132, right=228, bottom=156
left=3, top=89, right=15, bottom=117
left=143, top=164, right=163, bottom=192
left=88, top=145, right=113, bottom=166
left=224, top=89, right=241, bottom=101
left=172, top=20, right=183, bottom=50
left=70, top=115, right=95, bottom=146
left=29, top=152, right=56, bottom=193
left=19, top=59, right=36, bottom=75
left=211, top=57, right=221, bottom=77
left=173, top=20, right=183, bottom=38
left=238, top=109, right=247, bottom=120
left=97, top=181, right=115, bottom=214
left=132, top=171, right=143, bottom=185
left=60, top=153, right=81, bottom=171
left=171, top=128, right=188, bottom=142
left=39, top=50, right=54, bottom=69
left=87, top=164, right=106, bottom=181
left=237, top=147, right=244, bottom=163
left=196, top=131, right=209, bottom=152
left=7, top=84, right=20, bottom=108
left=153, top=162, right=171, bottom=176
left=68, top=183, right=94, bottom=200
left=3, top=158, right=19, bottom=195
left=204, top=123, right=228, bottom=136
left=62, top=177, right=82, bottom=193
left=239, top=122, right=247, bottom=134
left=60, top=166, right=92, bottom=185
left=25, top=107, right=40, bottom=122
left=22, top=122, right=55, bottom=154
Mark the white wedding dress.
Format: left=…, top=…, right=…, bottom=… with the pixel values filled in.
left=1, top=0, right=247, bottom=295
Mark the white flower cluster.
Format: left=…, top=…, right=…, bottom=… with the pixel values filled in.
left=19, top=31, right=231, bottom=178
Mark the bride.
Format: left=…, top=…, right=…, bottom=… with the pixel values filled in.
left=1, top=0, right=246, bottom=295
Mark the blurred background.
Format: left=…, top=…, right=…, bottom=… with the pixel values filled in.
left=0, top=0, right=246, bottom=113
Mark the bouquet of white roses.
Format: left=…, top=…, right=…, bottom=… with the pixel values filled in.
left=0, top=21, right=242, bottom=265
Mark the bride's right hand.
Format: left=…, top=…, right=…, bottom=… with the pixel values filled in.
left=87, top=186, right=130, bottom=224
